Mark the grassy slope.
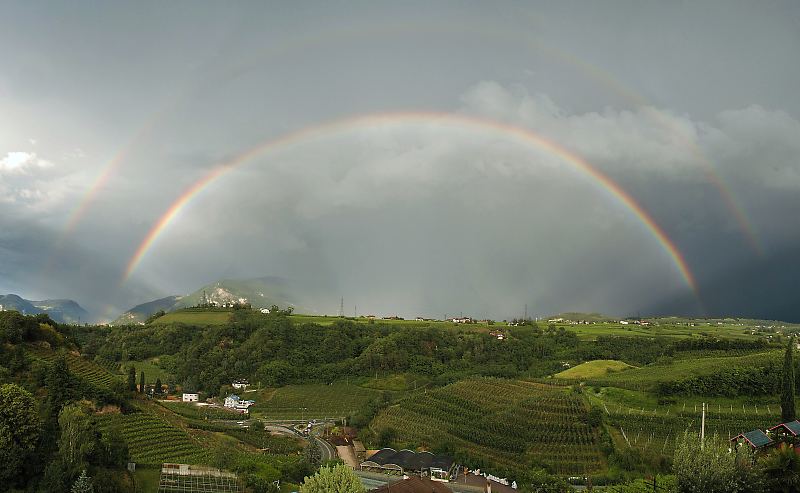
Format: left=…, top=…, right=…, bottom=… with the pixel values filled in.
left=555, top=360, right=635, bottom=379
left=151, top=310, right=232, bottom=326
left=121, top=357, right=172, bottom=384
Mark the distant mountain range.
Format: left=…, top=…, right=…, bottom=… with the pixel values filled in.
left=0, top=294, right=89, bottom=324
left=112, top=276, right=312, bottom=325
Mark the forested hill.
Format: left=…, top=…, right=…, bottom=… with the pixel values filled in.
left=0, top=294, right=88, bottom=324
left=76, top=309, right=778, bottom=397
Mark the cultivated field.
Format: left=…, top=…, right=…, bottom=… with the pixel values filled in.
left=159, top=401, right=245, bottom=421
left=250, top=383, right=382, bottom=420
left=96, top=410, right=210, bottom=465
left=371, top=378, right=604, bottom=475
left=27, top=346, right=117, bottom=388
left=590, top=388, right=782, bottom=456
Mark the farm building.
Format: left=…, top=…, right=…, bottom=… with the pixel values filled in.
left=768, top=419, right=800, bottom=441
left=231, top=379, right=249, bottom=390
left=370, top=476, right=453, bottom=492
left=182, top=393, right=199, bottom=402
left=224, top=394, right=255, bottom=411
left=360, top=448, right=456, bottom=481
left=730, top=429, right=773, bottom=451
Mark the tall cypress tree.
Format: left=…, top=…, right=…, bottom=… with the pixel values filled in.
left=782, top=336, right=796, bottom=422
left=127, top=366, right=136, bottom=392
left=139, top=371, right=145, bottom=394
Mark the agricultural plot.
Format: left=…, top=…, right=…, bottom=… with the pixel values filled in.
left=160, top=401, right=244, bottom=421
left=546, top=320, right=768, bottom=341
left=371, top=378, right=603, bottom=475
left=27, top=347, right=116, bottom=388
left=591, top=388, right=783, bottom=457
left=122, top=356, right=172, bottom=384
left=96, top=410, right=210, bottom=465
left=604, top=401, right=779, bottom=457
left=250, top=383, right=382, bottom=420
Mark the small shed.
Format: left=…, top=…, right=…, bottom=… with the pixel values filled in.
left=730, top=429, right=773, bottom=450
left=769, top=420, right=800, bottom=438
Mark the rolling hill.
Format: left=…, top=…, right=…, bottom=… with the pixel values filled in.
left=112, top=295, right=184, bottom=325
left=113, top=276, right=315, bottom=325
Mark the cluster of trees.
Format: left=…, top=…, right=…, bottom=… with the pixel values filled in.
left=0, top=377, right=132, bottom=492
left=0, top=311, right=72, bottom=348
left=0, top=312, right=134, bottom=492
left=657, top=364, right=781, bottom=397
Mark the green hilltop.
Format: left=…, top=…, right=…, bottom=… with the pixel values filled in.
left=112, top=276, right=312, bottom=325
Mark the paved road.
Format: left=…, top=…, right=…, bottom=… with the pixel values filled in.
left=257, top=419, right=337, bottom=462
left=312, top=435, right=336, bottom=462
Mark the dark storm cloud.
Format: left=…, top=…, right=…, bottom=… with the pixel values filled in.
left=1, top=1, right=799, bottom=321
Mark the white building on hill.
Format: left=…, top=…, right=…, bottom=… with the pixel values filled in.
left=224, top=394, right=255, bottom=412
left=182, top=393, right=199, bottom=402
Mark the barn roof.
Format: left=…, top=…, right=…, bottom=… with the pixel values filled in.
left=731, top=429, right=772, bottom=448
left=769, top=420, right=800, bottom=436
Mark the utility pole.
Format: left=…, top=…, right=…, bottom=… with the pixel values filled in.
left=524, top=303, right=528, bottom=320
left=339, top=297, right=344, bottom=317
left=701, top=402, right=706, bottom=448
left=354, top=305, right=357, bottom=318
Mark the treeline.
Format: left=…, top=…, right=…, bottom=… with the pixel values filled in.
left=576, top=336, right=770, bottom=367
left=0, top=310, right=73, bottom=348
left=78, top=312, right=582, bottom=394
left=657, top=365, right=781, bottom=397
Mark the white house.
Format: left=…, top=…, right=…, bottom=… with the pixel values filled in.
left=224, top=394, right=255, bottom=412
left=232, top=379, right=249, bottom=390
left=260, top=308, right=270, bottom=314
left=182, top=393, right=199, bottom=402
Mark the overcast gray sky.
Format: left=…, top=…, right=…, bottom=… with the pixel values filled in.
left=1, top=1, right=799, bottom=321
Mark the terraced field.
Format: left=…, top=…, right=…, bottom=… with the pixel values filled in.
left=96, top=411, right=210, bottom=465
left=250, top=383, right=382, bottom=420
left=27, top=347, right=117, bottom=388
left=371, top=378, right=603, bottom=475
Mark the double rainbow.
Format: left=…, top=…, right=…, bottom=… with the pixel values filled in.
left=121, top=111, right=698, bottom=296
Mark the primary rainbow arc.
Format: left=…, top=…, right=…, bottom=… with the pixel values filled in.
left=121, top=111, right=699, bottom=297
